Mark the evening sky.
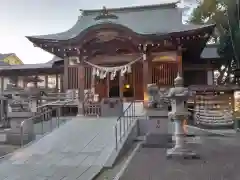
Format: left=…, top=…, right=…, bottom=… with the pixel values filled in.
left=0, top=0, right=196, bottom=64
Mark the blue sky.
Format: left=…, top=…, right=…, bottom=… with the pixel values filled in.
left=0, top=0, right=197, bottom=64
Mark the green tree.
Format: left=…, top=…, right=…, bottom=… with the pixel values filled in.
left=189, top=0, right=240, bottom=84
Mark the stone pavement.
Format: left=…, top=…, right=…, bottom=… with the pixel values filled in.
left=120, top=135, right=240, bottom=180
left=0, top=116, right=120, bottom=180
left=34, top=117, right=70, bottom=140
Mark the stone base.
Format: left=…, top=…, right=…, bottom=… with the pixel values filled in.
left=6, top=133, right=35, bottom=146
left=166, top=147, right=199, bottom=159
left=77, top=113, right=84, bottom=117
left=143, top=133, right=172, bottom=148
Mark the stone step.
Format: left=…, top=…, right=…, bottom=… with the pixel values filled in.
left=0, top=129, right=8, bottom=144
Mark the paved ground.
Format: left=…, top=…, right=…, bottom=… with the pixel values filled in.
left=0, top=116, right=121, bottom=180
left=34, top=117, right=70, bottom=141
left=120, top=135, right=240, bottom=180
left=0, top=145, right=19, bottom=157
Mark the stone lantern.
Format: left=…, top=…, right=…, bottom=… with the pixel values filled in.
left=166, top=74, right=197, bottom=158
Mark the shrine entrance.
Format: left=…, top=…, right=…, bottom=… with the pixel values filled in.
left=108, top=72, right=120, bottom=97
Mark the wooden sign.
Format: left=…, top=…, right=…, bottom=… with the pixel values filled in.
left=152, top=52, right=177, bottom=62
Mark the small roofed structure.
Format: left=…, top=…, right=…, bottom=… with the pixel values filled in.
left=0, top=56, right=63, bottom=92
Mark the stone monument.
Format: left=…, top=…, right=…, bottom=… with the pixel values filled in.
left=143, top=84, right=171, bottom=147
left=166, top=74, right=197, bottom=158
left=5, top=86, right=43, bottom=145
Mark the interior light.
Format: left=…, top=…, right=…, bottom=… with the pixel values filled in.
left=125, top=84, right=130, bottom=89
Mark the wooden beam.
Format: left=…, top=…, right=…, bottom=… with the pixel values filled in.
left=63, top=57, right=69, bottom=91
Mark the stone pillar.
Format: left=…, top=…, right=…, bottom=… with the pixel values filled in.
left=77, top=56, right=85, bottom=116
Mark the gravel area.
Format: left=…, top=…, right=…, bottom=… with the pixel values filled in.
left=120, top=136, right=240, bottom=180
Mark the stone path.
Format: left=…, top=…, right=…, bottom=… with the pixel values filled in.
left=0, top=116, right=120, bottom=180
left=119, top=135, right=240, bottom=180
left=34, top=117, right=70, bottom=140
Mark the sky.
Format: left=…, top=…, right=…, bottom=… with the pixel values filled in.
left=0, top=0, right=198, bottom=64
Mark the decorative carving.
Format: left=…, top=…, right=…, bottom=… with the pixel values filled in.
left=94, top=6, right=119, bottom=21
left=95, top=31, right=119, bottom=42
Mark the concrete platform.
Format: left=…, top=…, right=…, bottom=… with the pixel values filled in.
left=0, top=116, right=126, bottom=180
left=119, top=135, right=240, bottom=180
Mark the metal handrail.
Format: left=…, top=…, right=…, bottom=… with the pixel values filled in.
left=115, top=100, right=136, bottom=150
left=20, top=99, right=74, bottom=146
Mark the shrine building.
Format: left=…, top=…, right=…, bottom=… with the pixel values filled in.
left=3, top=2, right=218, bottom=103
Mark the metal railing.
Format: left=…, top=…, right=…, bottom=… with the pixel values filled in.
left=20, top=99, right=74, bottom=147
left=114, top=101, right=136, bottom=151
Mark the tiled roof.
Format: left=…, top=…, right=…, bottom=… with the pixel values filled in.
left=0, top=63, right=52, bottom=70
left=46, top=56, right=62, bottom=64
left=26, top=1, right=215, bottom=41
left=0, top=61, right=10, bottom=66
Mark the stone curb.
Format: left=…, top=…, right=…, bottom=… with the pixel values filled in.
left=186, top=125, right=236, bottom=137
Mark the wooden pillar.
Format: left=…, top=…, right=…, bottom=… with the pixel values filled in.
left=142, top=45, right=152, bottom=106
left=60, top=74, right=64, bottom=92
left=177, top=47, right=183, bottom=76
left=91, top=68, right=95, bottom=93
left=56, top=74, right=59, bottom=92
left=34, top=76, right=38, bottom=88
left=148, top=58, right=152, bottom=84
left=63, top=56, right=69, bottom=92
left=119, top=74, right=124, bottom=99
left=45, top=75, right=48, bottom=89
left=133, top=65, right=136, bottom=100
left=107, top=73, right=110, bottom=98
left=77, top=56, right=85, bottom=116
left=1, top=77, right=4, bottom=92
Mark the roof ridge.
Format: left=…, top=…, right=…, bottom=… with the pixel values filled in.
left=80, top=1, right=180, bottom=15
